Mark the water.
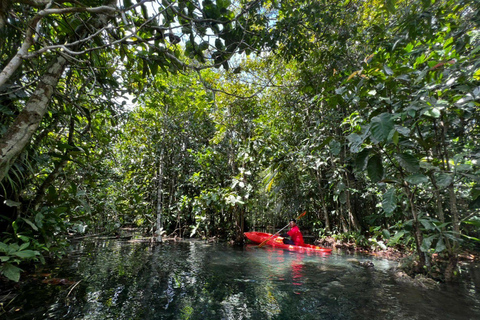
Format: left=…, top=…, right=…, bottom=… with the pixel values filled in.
left=2, top=240, right=480, bottom=320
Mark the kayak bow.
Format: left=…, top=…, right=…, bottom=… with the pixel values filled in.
left=245, top=231, right=332, bottom=254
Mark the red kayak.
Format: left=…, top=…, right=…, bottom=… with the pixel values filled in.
left=244, top=232, right=332, bottom=254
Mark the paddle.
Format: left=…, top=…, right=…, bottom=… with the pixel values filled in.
left=258, top=211, right=306, bottom=248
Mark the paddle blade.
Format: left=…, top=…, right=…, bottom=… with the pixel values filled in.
left=258, top=235, right=275, bottom=248
left=257, top=239, right=269, bottom=248
left=297, top=211, right=306, bottom=220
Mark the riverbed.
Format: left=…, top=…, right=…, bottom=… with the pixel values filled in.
left=2, top=239, right=480, bottom=319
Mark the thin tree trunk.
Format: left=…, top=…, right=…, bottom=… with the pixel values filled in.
left=314, top=169, right=330, bottom=231
left=156, top=147, right=164, bottom=242
left=344, top=172, right=360, bottom=232
left=404, top=185, right=426, bottom=270
left=441, top=112, right=459, bottom=281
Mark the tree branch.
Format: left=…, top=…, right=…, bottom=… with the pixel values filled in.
left=0, top=4, right=119, bottom=88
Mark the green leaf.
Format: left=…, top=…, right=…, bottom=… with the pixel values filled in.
left=424, top=107, right=441, bottom=118
left=13, top=250, right=39, bottom=259
left=382, top=229, right=391, bottom=239
left=435, top=237, right=446, bottom=253
left=367, top=154, right=384, bottom=183
left=435, top=172, right=453, bottom=188
left=392, top=130, right=399, bottom=145
left=462, top=220, right=480, bottom=227
left=382, top=188, right=397, bottom=216
left=462, top=234, right=480, bottom=242
left=455, top=164, right=472, bottom=172
left=355, top=148, right=370, bottom=171
left=1, top=263, right=22, bottom=282
left=329, top=140, right=341, bottom=156
left=389, top=230, right=405, bottom=244
left=347, top=132, right=366, bottom=153
left=370, top=113, right=394, bottom=143
left=385, top=0, right=395, bottom=13
left=19, top=242, right=29, bottom=251
left=395, top=153, right=419, bottom=173
left=22, top=218, right=38, bottom=231
left=405, top=173, right=429, bottom=185
left=4, top=199, right=21, bottom=207
left=0, top=242, right=8, bottom=252
left=199, top=41, right=209, bottom=51
left=217, top=0, right=231, bottom=10
left=420, top=219, right=435, bottom=231
left=421, top=236, right=435, bottom=252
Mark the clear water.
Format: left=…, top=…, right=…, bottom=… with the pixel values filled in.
left=3, top=240, right=480, bottom=320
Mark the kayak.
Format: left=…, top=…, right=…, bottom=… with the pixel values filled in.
left=244, top=231, right=332, bottom=254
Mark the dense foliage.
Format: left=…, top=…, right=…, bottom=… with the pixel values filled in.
left=1, top=0, right=479, bottom=282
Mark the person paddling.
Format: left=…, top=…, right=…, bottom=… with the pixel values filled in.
left=282, top=218, right=304, bottom=246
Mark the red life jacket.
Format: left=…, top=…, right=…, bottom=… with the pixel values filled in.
left=287, top=225, right=304, bottom=245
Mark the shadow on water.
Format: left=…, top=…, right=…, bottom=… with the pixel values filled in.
left=2, top=239, right=480, bottom=320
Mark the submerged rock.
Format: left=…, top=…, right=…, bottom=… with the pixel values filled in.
left=347, top=258, right=375, bottom=268
left=392, top=270, right=439, bottom=289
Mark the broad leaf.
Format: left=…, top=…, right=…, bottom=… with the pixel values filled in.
left=435, top=237, right=446, bottom=253
left=347, top=133, right=365, bottom=153
left=367, top=154, right=384, bottom=183
left=382, top=229, right=391, bottom=239
left=382, top=188, right=397, bottom=216
left=354, top=148, right=370, bottom=171
left=370, top=113, right=394, bottom=143
left=435, top=172, right=453, bottom=188
left=405, top=173, right=429, bottom=185
left=13, top=250, right=39, bottom=259
left=420, top=219, right=435, bottom=231
left=1, top=264, right=22, bottom=282
left=420, top=235, right=436, bottom=252
left=395, top=153, right=419, bottom=173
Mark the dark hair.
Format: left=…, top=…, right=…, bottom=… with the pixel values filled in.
left=290, top=218, right=296, bottom=223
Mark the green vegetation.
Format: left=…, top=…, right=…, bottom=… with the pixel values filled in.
left=1, top=0, right=479, bottom=282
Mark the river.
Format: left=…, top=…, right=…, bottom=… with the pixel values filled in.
left=2, top=239, right=480, bottom=319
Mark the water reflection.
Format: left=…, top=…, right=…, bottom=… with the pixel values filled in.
left=2, top=240, right=480, bottom=320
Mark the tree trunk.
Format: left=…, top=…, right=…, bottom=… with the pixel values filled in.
left=0, top=55, right=68, bottom=183
left=314, top=169, right=330, bottom=231
left=344, top=172, right=360, bottom=232
left=155, top=147, right=165, bottom=242
left=404, top=185, right=426, bottom=270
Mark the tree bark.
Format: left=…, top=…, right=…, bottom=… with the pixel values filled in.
left=0, top=55, right=68, bottom=183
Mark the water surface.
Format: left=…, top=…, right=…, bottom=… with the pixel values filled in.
left=3, top=240, right=480, bottom=320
